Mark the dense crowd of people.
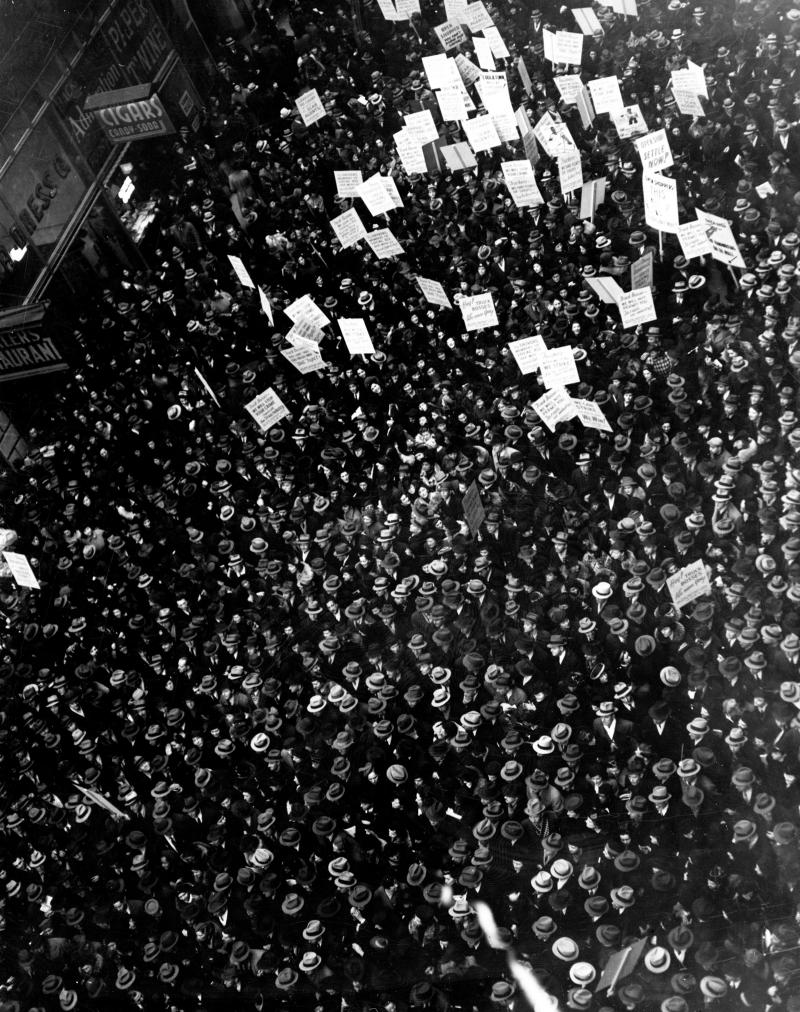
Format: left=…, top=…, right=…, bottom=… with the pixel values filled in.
left=3, top=0, right=800, bottom=1009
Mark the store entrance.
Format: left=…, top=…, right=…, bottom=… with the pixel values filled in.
left=57, top=193, right=144, bottom=296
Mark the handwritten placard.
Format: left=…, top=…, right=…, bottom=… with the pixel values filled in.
left=532, top=386, right=576, bottom=431
left=558, top=149, right=584, bottom=195
left=696, top=210, right=746, bottom=269
left=281, top=343, right=326, bottom=374
left=634, top=129, right=673, bottom=172
left=643, top=172, right=679, bottom=233
left=245, top=388, right=290, bottom=432
left=574, top=399, right=612, bottom=432
left=508, top=336, right=547, bottom=375
left=339, top=318, right=375, bottom=356
left=463, top=115, right=502, bottom=152
left=358, top=173, right=397, bottom=215
left=296, top=89, right=327, bottom=126
left=502, top=160, right=543, bottom=207
left=460, top=292, right=499, bottom=331
left=435, top=20, right=468, bottom=50
left=677, top=220, right=713, bottom=260
left=404, top=109, right=439, bottom=146
left=285, top=294, right=331, bottom=331
left=553, top=30, right=584, bottom=65
left=539, top=346, right=581, bottom=389
left=417, top=276, right=452, bottom=308
left=667, top=559, right=712, bottom=609
left=330, top=207, right=367, bottom=249
left=588, top=76, right=624, bottom=114
left=365, top=227, right=404, bottom=259
left=3, top=551, right=39, bottom=589
left=618, top=287, right=657, bottom=328
left=227, top=255, right=254, bottom=289
left=334, top=170, right=364, bottom=197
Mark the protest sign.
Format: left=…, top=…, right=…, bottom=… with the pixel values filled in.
left=227, top=255, right=254, bottom=289
left=285, top=294, right=331, bottom=330
left=539, top=346, right=581, bottom=389
left=755, top=181, right=776, bottom=198
left=416, top=276, right=452, bottom=308
left=435, top=20, right=468, bottom=50
left=553, top=30, right=583, bottom=64
left=517, top=55, right=533, bottom=96
left=463, top=115, right=502, bottom=152
left=365, top=228, right=404, bottom=259
left=474, top=36, right=495, bottom=70
left=194, top=367, right=221, bottom=407
left=358, top=173, right=398, bottom=215
left=455, top=53, right=482, bottom=86
left=245, top=388, right=289, bottom=432
left=573, top=7, right=603, bottom=33
left=334, top=170, right=363, bottom=197
left=394, top=128, right=428, bottom=174
left=330, top=207, right=367, bottom=249
left=532, top=386, right=576, bottom=431
left=667, top=559, right=712, bottom=610
left=596, top=938, right=648, bottom=994
left=296, top=89, right=327, bottom=126
left=677, top=220, right=713, bottom=260
left=576, top=84, right=595, bottom=129
left=574, top=398, right=612, bottom=432
left=422, top=54, right=454, bottom=89
left=396, top=0, right=421, bottom=14
left=673, top=87, right=704, bottom=116
left=611, top=104, right=647, bottom=138
left=554, top=74, right=584, bottom=105
left=522, top=128, right=540, bottom=168
left=585, top=276, right=623, bottom=304
left=579, top=178, right=606, bottom=219
left=643, top=172, right=679, bottom=233
left=444, top=0, right=469, bottom=21
left=381, top=176, right=404, bottom=209
left=466, top=1, right=494, bottom=31
left=696, top=209, right=746, bottom=268
left=630, top=250, right=654, bottom=290
left=462, top=481, right=486, bottom=534
left=558, top=149, right=584, bottom=195
left=376, top=0, right=401, bottom=19
left=3, top=551, right=39, bottom=589
left=483, top=26, right=510, bottom=58
left=404, top=109, right=439, bottom=146
left=618, top=287, right=657, bottom=328
left=460, top=292, right=498, bottom=331
left=441, top=142, right=478, bottom=170
left=281, top=343, right=326, bottom=374
left=542, top=28, right=556, bottom=62
left=502, top=160, right=543, bottom=207
left=286, top=318, right=325, bottom=345
left=257, top=286, right=273, bottom=325
left=436, top=86, right=469, bottom=121
left=339, top=318, right=375, bottom=356
left=686, top=59, right=708, bottom=98
left=608, top=0, right=638, bottom=15
left=508, top=336, right=547, bottom=375
left=534, top=112, right=569, bottom=156
left=634, top=129, right=673, bottom=172
left=587, top=76, right=624, bottom=114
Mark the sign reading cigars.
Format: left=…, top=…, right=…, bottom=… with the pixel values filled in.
left=85, top=83, right=174, bottom=143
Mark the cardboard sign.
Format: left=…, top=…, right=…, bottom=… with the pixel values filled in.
left=285, top=294, right=330, bottom=331
left=462, top=480, right=486, bottom=534
left=553, top=30, right=584, bottom=65
left=227, top=255, right=254, bottom=289
left=358, top=173, right=397, bottom=215
left=596, top=938, right=648, bottom=994
left=573, top=7, right=603, bottom=33
left=677, top=220, right=713, bottom=260
left=3, top=551, right=39, bottom=589
left=394, top=128, right=428, bottom=174
left=696, top=209, right=746, bottom=269
left=542, top=28, right=556, bottom=62
left=437, top=86, right=469, bottom=121
left=667, top=559, right=712, bottom=610
left=534, top=112, right=575, bottom=157
left=454, top=53, right=483, bottom=86
left=281, top=343, right=326, bottom=374
left=381, top=176, right=404, bottom=209
left=618, top=287, right=657, bottom=328
left=441, top=141, right=478, bottom=170
left=483, top=26, right=510, bottom=59
left=377, top=0, right=401, bottom=19
left=463, top=115, right=502, bottom=152
left=334, top=170, right=363, bottom=197
left=686, top=59, right=708, bottom=99
left=522, top=128, right=540, bottom=168
left=502, top=160, right=543, bottom=207
left=396, top=0, right=421, bottom=14
left=257, top=286, right=273, bottom=325
left=517, top=56, right=533, bottom=96
left=579, top=178, right=607, bottom=219
left=445, top=0, right=469, bottom=21
left=194, top=366, right=221, bottom=407
left=532, top=386, right=576, bottom=431
left=422, top=54, right=454, bottom=89
left=586, top=276, right=622, bottom=304
left=576, top=84, right=595, bottom=129
left=539, top=346, right=581, bottom=389
left=245, top=388, right=289, bottom=432
left=330, top=207, right=367, bottom=249
left=643, top=172, right=679, bottom=233
left=508, top=336, right=547, bottom=375
left=296, top=89, right=327, bottom=126
left=587, top=76, right=624, bottom=114
left=612, top=104, right=647, bottom=138
left=435, top=21, right=468, bottom=50
left=417, top=276, right=452, bottom=308
left=286, top=318, right=324, bottom=345
left=365, top=228, right=404, bottom=259
left=554, top=74, right=584, bottom=105
left=558, top=149, right=584, bottom=195
left=630, top=250, right=654, bottom=290
left=339, top=318, right=375, bottom=356
left=404, top=109, right=439, bottom=146
left=466, top=1, right=494, bottom=31
left=673, top=87, right=704, bottom=117
left=474, top=36, right=496, bottom=70
left=460, top=292, right=498, bottom=331
left=574, top=399, right=612, bottom=432
left=634, top=129, right=673, bottom=172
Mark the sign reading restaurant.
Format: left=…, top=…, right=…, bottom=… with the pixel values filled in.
left=0, top=303, right=66, bottom=382
left=84, top=83, right=175, bottom=143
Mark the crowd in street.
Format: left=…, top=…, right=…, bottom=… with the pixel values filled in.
left=3, top=0, right=800, bottom=1009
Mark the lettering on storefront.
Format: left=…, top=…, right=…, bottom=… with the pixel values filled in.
left=96, top=93, right=174, bottom=142
left=0, top=155, right=72, bottom=270
left=0, top=304, right=66, bottom=382
left=103, top=0, right=171, bottom=80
